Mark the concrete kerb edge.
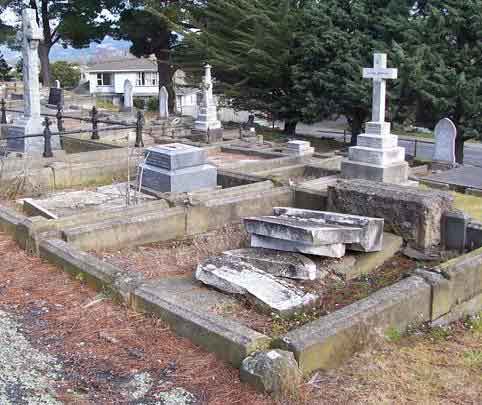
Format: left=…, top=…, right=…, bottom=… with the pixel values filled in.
left=38, top=237, right=271, bottom=367
left=0, top=205, right=27, bottom=236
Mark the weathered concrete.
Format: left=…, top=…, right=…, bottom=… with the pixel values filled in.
left=240, top=350, right=302, bottom=399
left=132, top=283, right=270, bottom=367
left=293, top=187, right=328, bottom=212
left=223, top=248, right=317, bottom=281
left=329, top=233, right=403, bottom=281
left=196, top=255, right=319, bottom=317
left=328, top=179, right=453, bottom=250
left=275, top=276, right=431, bottom=376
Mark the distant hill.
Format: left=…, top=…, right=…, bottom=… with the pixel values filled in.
left=1, top=36, right=132, bottom=65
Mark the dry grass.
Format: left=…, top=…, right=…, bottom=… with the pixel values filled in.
left=301, top=318, right=482, bottom=404
left=452, top=192, right=482, bottom=221
left=96, top=223, right=250, bottom=280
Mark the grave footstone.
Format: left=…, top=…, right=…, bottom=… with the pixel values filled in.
left=195, top=255, right=319, bottom=317
left=138, top=143, right=217, bottom=193
left=433, top=118, right=456, bottom=165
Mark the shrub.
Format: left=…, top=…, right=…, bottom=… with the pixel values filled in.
left=147, top=96, right=159, bottom=112
left=133, top=98, right=145, bottom=110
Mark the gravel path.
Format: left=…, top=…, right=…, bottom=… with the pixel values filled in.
left=0, top=310, right=62, bottom=404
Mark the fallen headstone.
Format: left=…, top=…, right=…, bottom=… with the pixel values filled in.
left=222, top=247, right=317, bottom=280
left=251, top=234, right=346, bottom=258
left=196, top=255, right=319, bottom=317
left=273, top=207, right=384, bottom=252
left=244, top=216, right=363, bottom=246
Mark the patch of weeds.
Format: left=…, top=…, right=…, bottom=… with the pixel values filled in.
left=270, top=310, right=322, bottom=338
left=428, top=326, right=452, bottom=343
left=463, top=350, right=482, bottom=369
left=75, top=272, right=86, bottom=283
left=464, top=312, right=482, bottom=334
left=385, top=327, right=403, bottom=343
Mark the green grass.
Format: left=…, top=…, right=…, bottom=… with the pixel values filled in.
left=452, top=192, right=482, bottom=221
left=385, top=326, right=403, bottom=342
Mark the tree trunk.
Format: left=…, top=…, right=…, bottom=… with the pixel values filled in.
left=455, top=134, right=465, bottom=164
left=38, top=43, right=50, bottom=86
left=349, top=115, right=364, bottom=146
left=283, top=120, right=297, bottom=135
left=157, top=59, right=175, bottom=113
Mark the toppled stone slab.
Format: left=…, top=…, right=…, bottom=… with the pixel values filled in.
left=328, top=179, right=453, bottom=250
left=240, top=349, right=302, bottom=399
left=223, top=248, right=317, bottom=280
left=196, top=255, right=319, bottom=317
left=273, top=207, right=384, bottom=252
left=244, top=216, right=363, bottom=246
left=251, top=234, right=346, bottom=258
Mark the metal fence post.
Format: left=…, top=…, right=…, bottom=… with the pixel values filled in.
left=135, top=110, right=145, bottom=147
left=343, top=130, right=347, bottom=144
left=414, top=139, right=418, bottom=158
left=56, top=104, right=64, bottom=133
left=91, top=106, right=99, bottom=140
left=43, top=117, right=53, bottom=158
left=1, top=99, right=6, bottom=124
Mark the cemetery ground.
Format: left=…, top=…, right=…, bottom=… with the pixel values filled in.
left=1, top=229, right=482, bottom=404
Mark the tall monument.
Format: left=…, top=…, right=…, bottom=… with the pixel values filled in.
left=341, top=53, right=408, bottom=184
left=193, top=64, right=223, bottom=141
left=7, top=9, right=60, bottom=154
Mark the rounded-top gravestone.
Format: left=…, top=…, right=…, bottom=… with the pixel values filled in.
left=433, top=118, right=456, bottom=164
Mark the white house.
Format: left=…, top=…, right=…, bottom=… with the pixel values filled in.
left=87, top=58, right=199, bottom=114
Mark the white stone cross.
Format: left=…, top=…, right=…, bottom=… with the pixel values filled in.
left=363, top=53, right=398, bottom=123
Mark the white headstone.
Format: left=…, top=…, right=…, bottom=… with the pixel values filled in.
left=194, top=64, right=222, bottom=132
left=159, top=86, right=169, bottom=119
left=123, top=80, right=133, bottom=110
left=55, top=80, right=61, bottom=89
left=433, top=118, right=456, bottom=164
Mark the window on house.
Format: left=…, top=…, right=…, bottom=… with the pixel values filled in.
left=137, top=72, right=159, bottom=86
left=97, top=73, right=112, bottom=86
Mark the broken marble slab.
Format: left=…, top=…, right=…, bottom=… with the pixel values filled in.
left=273, top=207, right=384, bottom=252
left=244, top=216, right=363, bottom=246
left=196, top=255, right=319, bottom=317
left=251, top=234, right=346, bottom=258
left=222, top=248, right=317, bottom=280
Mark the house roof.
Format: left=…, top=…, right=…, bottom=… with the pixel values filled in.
left=87, top=58, right=157, bottom=73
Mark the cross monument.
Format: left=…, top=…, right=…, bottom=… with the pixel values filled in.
left=194, top=64, right=222, bottom=140
left=341, top=53, right=410, bottom=185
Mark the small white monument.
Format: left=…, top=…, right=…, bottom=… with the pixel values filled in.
left=7, top=9, right=60, bottom=154
left=55, top=80, right=61, bottom=89
left=193, top=64, right=223, bottom=141
left=341, top=53, right=409, bottom=185
left=433, top=118, right=456, bottom=165
left=159, top=86, right=169, bottom=119
left=123, top=79, right=133, bottom=111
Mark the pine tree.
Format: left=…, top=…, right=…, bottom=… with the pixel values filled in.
left=409, top=0, right=482, bottom=163
left=0, top=52, right=12, bottom=81
left=177, top=0, right=306, bottom=134
left=293, top=0, right=415, bottom=144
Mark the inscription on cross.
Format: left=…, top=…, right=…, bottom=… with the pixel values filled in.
left=363, top=53, right=397, bottom=125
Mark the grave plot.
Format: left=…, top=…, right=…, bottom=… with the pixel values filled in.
left=92, top=208, right=416, bottom=339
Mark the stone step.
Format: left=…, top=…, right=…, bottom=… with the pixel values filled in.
left=250, top=234, right=346, bottom=258
left=196, top=255, right=319, bottom=317
left=272, top=207, right=384, bottom=252
left=222, top=248, right=317, bottom=280
left=244, top=216, right=363, bottom=246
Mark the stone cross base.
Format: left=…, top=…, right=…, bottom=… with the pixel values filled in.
left=194, top=105, right=222, bottom=132
left=342, top=122, right=409, bottom=185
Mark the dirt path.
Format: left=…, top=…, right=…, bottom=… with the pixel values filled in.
left=0, top=232, right=272, bottom=405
